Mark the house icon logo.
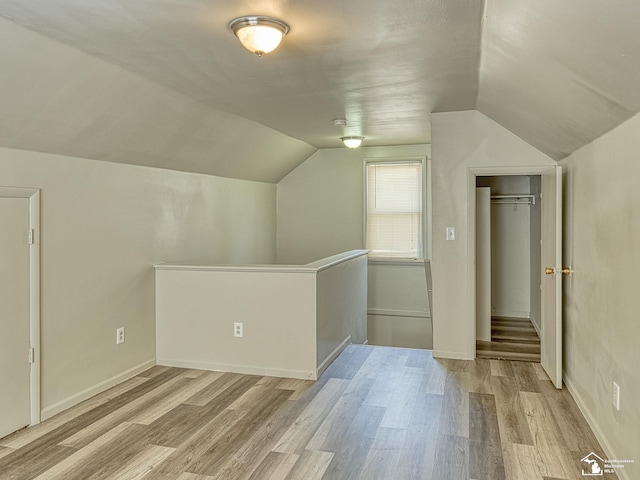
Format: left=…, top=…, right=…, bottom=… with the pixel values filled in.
left=581, top=452, right=605, bottom=476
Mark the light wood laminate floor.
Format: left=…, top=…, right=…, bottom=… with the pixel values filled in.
left=0, top=345, right=613, bottom=480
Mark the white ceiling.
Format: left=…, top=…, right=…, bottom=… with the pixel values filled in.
left=0, top=0, right=639, bottom=180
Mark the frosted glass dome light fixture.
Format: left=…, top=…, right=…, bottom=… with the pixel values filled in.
left=341, top=136, right=365, bottom=149
left=228, top=16, right=290, bottom=57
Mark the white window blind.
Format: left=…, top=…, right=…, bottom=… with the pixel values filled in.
left=366, top=161, right=423, bottom=259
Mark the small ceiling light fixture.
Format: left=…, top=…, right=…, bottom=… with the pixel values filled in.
left=341, top=136, right=365, bottom=149
left=228, top=15, right=290, bottom=57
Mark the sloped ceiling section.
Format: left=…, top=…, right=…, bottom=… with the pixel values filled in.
left=0, top=17, right=316, bottom=183
left=0, top=0, right=483, bottom=180
left=478, top=0, right=640, bottom=160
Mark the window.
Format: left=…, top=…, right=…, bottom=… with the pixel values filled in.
left=365, top=158, right=425, bottom=259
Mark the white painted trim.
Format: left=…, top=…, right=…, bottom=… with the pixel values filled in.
left=367, top=308, right=430, bottom=319
left=41, top=358, right=155, bottom=421
left=563, top=373, right=631, bottom=480
left=432, top=350, right=473, bottom=360
left=317, top=336, right=351, bottom=378
left=0, top=186, right=41, bottom=427
left=367, top=258, right=426, bottom=266
left=491, top=310, right=530, bottom=319
left=154, top=250, right=368, bottom=274
left=156, top=358, right=317, bottom=381
left=529, top=314, right=541, bottom=336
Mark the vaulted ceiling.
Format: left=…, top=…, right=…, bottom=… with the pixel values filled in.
left=0, top=0, right=639, bottom=182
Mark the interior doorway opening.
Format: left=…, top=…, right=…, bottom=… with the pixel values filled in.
left=474, top=175, right=542, bottom=362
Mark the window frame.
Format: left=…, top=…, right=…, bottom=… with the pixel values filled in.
left=363, top=156, right=428, bottom=262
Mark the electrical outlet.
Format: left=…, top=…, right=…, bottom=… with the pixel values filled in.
left=613, top=381, right=620, bottom=411
left=234, top=322, right=243, bottom=338
left=116, top=327, right=125, bottom=345
left=446, top=226, right=456, bottom=241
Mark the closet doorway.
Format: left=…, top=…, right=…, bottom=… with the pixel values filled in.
left=475, top=175, right=542, bottom=362
left=468, top=166, right=563, bottom=388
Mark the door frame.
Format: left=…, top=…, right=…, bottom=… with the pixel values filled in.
left=466, top=166, right=554, bottom=360
left=0, top=186, right=40, bottom=426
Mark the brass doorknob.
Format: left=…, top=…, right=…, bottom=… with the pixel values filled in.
left=562, top=267, right=573, bottom=276
left=545, top=267, right=555, bottom=275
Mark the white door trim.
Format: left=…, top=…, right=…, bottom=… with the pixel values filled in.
left=466, top=166, right=554, bottom=360
left=0, top=186, right=40, bottom=426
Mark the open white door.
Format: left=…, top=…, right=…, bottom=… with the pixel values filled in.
left=0, top=197, right=31, bottom=438
left=541, top=165, right=563, bottom=388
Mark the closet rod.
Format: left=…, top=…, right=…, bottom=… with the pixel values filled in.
left=490, top=194, right=535, bottom=205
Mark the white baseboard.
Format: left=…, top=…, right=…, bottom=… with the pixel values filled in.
left=564, top=372, right=631, bottom=480
left=367, top=308, right=430, bottom=319
left=41, top=358, right=156, bottom=421
left=432, top=350, right=473, bottom=360
left=491, top=310, right=530, bottom=319
left=529, top=314, right=541, bottom=336
left=317, top=336, right=351, bottom=378
left=156, top=358, right=316, bottom=381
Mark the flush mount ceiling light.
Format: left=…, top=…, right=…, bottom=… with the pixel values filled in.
left=228, top=16, right=290, bottom=57
left=341, top=136, right=365, bottom=149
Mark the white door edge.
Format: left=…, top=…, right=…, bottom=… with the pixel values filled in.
left=0, top=186, right=41, bottom=426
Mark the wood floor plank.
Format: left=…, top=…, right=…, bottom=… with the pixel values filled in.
left=432, top=434, right=469, bottom=480
left=130, top=371, right=221, bottom=425
left=395, top=393, right=442, bottom=479
left=490, top=359, right=515, bottom=377
left=274, top=378, right=350, bottom=454
left=491, top=376, right=534, bottom=446
left=438, top=370, right=470, bottom=438
left=183, top=372, right=250, bottom=407
left=284, top=450, right=334, bottom=480
left=469, top=393, right=506, bottom=480
left=379, top=366, right=424, bottom=429
left=304, top=376, right=376, bottom=453
left=420, top=356, right=447, bottom=395
left=356, top=427, right=406, bottom=480
left=468, top=358, right=494, bottom=395
left=319, top=404, right=386, bottom=479
left=244, top=451, right=299, bottom=480
left=98, top=444, right=175, bottom=480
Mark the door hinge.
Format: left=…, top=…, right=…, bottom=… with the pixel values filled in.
left=28, top=348, right=35, bottom=364
left=28, top=228, right=35, bottom=245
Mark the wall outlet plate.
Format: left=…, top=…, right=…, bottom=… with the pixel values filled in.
left=613, top=381, right=620, bottom=411
left=116, top=327, right=125, bottom=345
left=234, top=322, right=243, bottom=338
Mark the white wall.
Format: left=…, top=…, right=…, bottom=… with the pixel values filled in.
left=431, top=111, right=555, bottom=359
left=277, top=145, right=432, bottom=349
left=529, top=175, right=542, bottom=332
left=0, top=147, right=276, bottom=418
left=560, top=112, right=640, bottom=474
